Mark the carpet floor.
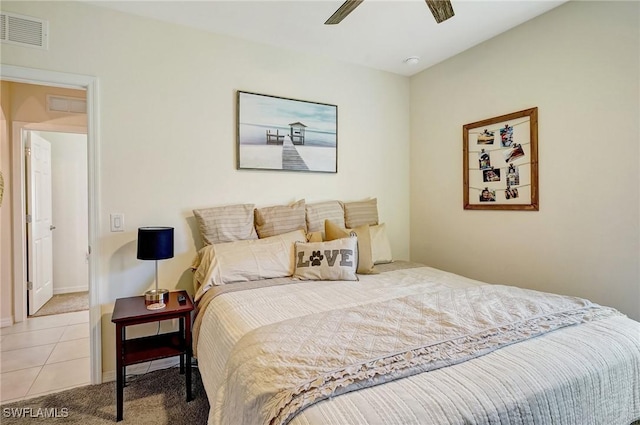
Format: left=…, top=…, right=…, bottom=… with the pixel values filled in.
left=3, top=367, right=638, bottom=424
left=31, top=292, right=89, bottom=317
left=0, top=367, right=209, bottom=424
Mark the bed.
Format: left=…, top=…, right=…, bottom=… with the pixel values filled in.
left=190, top=200, right=640, bottom=425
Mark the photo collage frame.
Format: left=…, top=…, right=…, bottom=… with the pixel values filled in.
left=463, top=107, right=539, bottom=210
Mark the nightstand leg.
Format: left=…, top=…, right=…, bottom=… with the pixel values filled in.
left=185, top=315, right=192, bottom=402
left=116, top=324, right=125, bottom=421
left=179, top=317, right=185, bottom=374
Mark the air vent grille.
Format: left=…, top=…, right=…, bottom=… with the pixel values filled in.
left=0, top=14, right=6, bottom=41
left=47, top=95, right=87, bottom=114
left=0, top=12, right=48, bottom=50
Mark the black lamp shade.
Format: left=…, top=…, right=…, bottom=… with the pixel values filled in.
left=137, top=227, right=174, bottom=260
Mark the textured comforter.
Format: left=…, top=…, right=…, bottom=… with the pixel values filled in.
left=194, top=263, right=640, bottom=425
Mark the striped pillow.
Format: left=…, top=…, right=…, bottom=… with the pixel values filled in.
left=305, top=201, right=345, bottom=234
left=193, top=204, right=258, bottom=245
left=344, top=198, right=379, bottom=228
left=255, top=199, right=306, bottom=238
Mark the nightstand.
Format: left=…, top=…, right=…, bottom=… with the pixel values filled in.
left=111, top=290, right=194, bottom=422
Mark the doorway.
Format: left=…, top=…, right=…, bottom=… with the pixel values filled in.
left=25, top=129, right=89, bottom=317
left=1, top=64, right=101, bottom=385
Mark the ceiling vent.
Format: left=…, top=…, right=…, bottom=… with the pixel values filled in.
left=47, top=95, right=87, bottom=114
left=0, top=11, right=48, bottom=50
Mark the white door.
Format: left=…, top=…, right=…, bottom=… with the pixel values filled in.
left=26, top=131, right=54, bottom=315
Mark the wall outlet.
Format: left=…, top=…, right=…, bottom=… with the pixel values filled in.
left=110, top=213, right=124, bottom=232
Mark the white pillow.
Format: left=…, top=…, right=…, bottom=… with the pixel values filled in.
left=194, top=229, right=306, bottom=301
left=294, top=237, right=358, bottom=281
left=370, top=223, right=393, bottom=264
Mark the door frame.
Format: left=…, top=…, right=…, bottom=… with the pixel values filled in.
left=17, top=125, right=88, bottom=313
left=3, top=65, right=102, bottom=385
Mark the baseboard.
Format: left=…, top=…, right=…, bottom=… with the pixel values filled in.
left=102, top=370, right=115, bottom=383
left=53, top=286, right=89, bottom=295
left=0, top=316, right=14, bottom=328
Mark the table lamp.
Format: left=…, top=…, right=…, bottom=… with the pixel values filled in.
left=137, top=226, right=173, bottom=310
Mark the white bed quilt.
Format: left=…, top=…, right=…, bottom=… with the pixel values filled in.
left=194, top=264, right=640, bottom=425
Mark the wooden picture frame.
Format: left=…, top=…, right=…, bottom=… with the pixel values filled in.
left=236, top=91, right=338, bottom=173
left=463, top=107, right=538, bottom=210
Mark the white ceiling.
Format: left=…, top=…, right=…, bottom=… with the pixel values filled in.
left=88, top=0, right=567, bottom=76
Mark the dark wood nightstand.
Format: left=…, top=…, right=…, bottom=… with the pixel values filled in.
left=111, top=290, right=194, bottom=422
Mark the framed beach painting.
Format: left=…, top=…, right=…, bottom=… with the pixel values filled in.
left=463, top=107, right=539, bottom=210
left=236, top=91, right=338, bottom=173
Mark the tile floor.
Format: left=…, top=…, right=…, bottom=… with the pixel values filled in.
left=0, top=310, right=90, bottom=403
left=0, top=311, right=181, bottom=404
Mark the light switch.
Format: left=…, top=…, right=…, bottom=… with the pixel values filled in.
left=110, top=213, right=124, bottom=232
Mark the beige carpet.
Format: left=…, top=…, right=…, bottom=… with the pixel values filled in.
left=0, top=367, right=209, bottom=424
left=32, top=292, right=89, bottom=317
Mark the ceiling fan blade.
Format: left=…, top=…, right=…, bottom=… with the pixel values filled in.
left=425, top=0, right=455, bottom=23
left=325, top=0, right=364, bottom=25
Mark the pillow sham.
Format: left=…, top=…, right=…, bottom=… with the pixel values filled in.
left=344, top=198, right=379, bottom=229
left=324, top=219, right=376, bottom=274
left=194, top=229, right=306, bottom=301
left=370, top=223, right=393, bottom=264
left=293, top=237, right=358, bottom=281
left=193, top=203, right=258, bottom=245
left=255, top=199, right=306, bottom=239
left=305, top=201, right=345, bottom=235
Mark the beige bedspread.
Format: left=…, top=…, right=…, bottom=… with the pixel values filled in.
left=194, top=263, right=640, bottom=425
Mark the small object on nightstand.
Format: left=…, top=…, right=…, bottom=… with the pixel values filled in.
left=178, top=294, right=186, bottom=304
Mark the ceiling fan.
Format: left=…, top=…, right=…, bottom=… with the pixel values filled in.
left=325, top=0, right=455, bottom=25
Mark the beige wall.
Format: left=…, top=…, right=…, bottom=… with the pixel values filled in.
left=0, top=82, right=86, bottom=325
left=0, top=81, right=12, bottom=326
left=410, top=1, right=639, bottom=320
left=10, top=82, right=87, bottom=126
left=0, top=1, right=411, bottom=375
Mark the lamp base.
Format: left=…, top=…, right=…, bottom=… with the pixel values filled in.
left=144, top=288, right=169, bottom=303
